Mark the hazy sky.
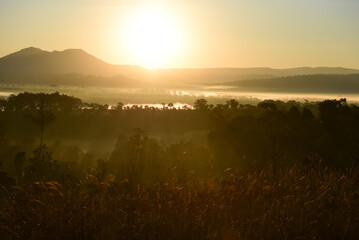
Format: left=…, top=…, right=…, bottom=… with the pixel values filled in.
left=1, top=0, right=359, bottom=68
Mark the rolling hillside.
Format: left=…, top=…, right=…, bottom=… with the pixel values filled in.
left=1, top=47, right=359, bottom=88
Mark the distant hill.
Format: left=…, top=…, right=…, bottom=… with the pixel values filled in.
left=1, top=47, right=359, bottom=87
left=0, top=47, right=143, bottom=76
left=0, top=47, right=152, bottom=87
left=226, top=74, right=359, bottom=93
left=157, top=67, right=359, bottom=84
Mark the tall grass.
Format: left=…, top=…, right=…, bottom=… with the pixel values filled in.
left=1, top=165, right=359, bottom=240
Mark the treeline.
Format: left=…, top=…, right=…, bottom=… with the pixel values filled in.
left=1, top=92, right=96, bottom=111
left=0, top=92, right=359, bottom=185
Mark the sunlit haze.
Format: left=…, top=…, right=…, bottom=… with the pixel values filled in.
left=0, top=0, right=359, bottom=68
left=2, top=1, right=359, bottom=237
left=121, top=5, right=182, bottom=68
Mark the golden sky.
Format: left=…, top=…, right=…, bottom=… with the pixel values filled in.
left=1, top=0, right=358, bottom=69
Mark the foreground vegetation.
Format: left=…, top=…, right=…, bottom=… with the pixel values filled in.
left=1, top=164, right=359, bottom=239
left=1, top=92, right=359, bottom=239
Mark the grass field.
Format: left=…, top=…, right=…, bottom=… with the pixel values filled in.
left=1, top=165, right=358, bottom=240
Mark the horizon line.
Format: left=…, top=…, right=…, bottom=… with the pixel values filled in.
left=2, top=46, right=359, bottom=71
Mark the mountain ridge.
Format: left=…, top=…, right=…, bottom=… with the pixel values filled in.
left=1, top=47, right=359, bottom=86
left=1, top=47, right=48, bottom=59
left=223, top=74, right=359, bottom=94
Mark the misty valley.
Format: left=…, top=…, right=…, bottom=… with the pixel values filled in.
left=2, top=0, right=359, bottom=237
left=2, top=82, right=359, bottom=108
left=1, top=46, right=359, bottom=240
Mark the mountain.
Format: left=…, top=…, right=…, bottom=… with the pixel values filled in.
left=2, top=47, right=47, bottom=59
left=157, top=67, right=359, bottom=84
left=226, top=74, right=359, bottom=93
left=1, top=47, right=359, bottom=87
left=0, top=47, right=143, bottom=76
left=0, top=47, right=153, bottom=87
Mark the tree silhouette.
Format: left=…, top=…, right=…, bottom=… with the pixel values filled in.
left=31, top=98, right=55, bottom=146
left=194, top=98, right=208, bottom=111
left=25, top=145, right=56, bottom=182
left=226, top=99, right=239, bottom=109
left=14, top=152, right=26, bottom=183
left=116, top=102, right=124, bottom=111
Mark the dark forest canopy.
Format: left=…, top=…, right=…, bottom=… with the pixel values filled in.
left=1, top=92, right=82, bottom=111
left=0, top=92, right=358, bottom=177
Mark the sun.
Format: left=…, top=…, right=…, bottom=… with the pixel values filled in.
left=123, top=6, right=182, bottom=69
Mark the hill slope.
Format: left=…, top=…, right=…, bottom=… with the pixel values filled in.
left=0, top=47, right=138, bottom=76
left=226, top=74, right=359, bottom=93
left=1, top=47, right=359, bottom=87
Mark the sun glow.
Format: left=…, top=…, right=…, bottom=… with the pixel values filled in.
left=122, top=6, right=182, bottom=69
